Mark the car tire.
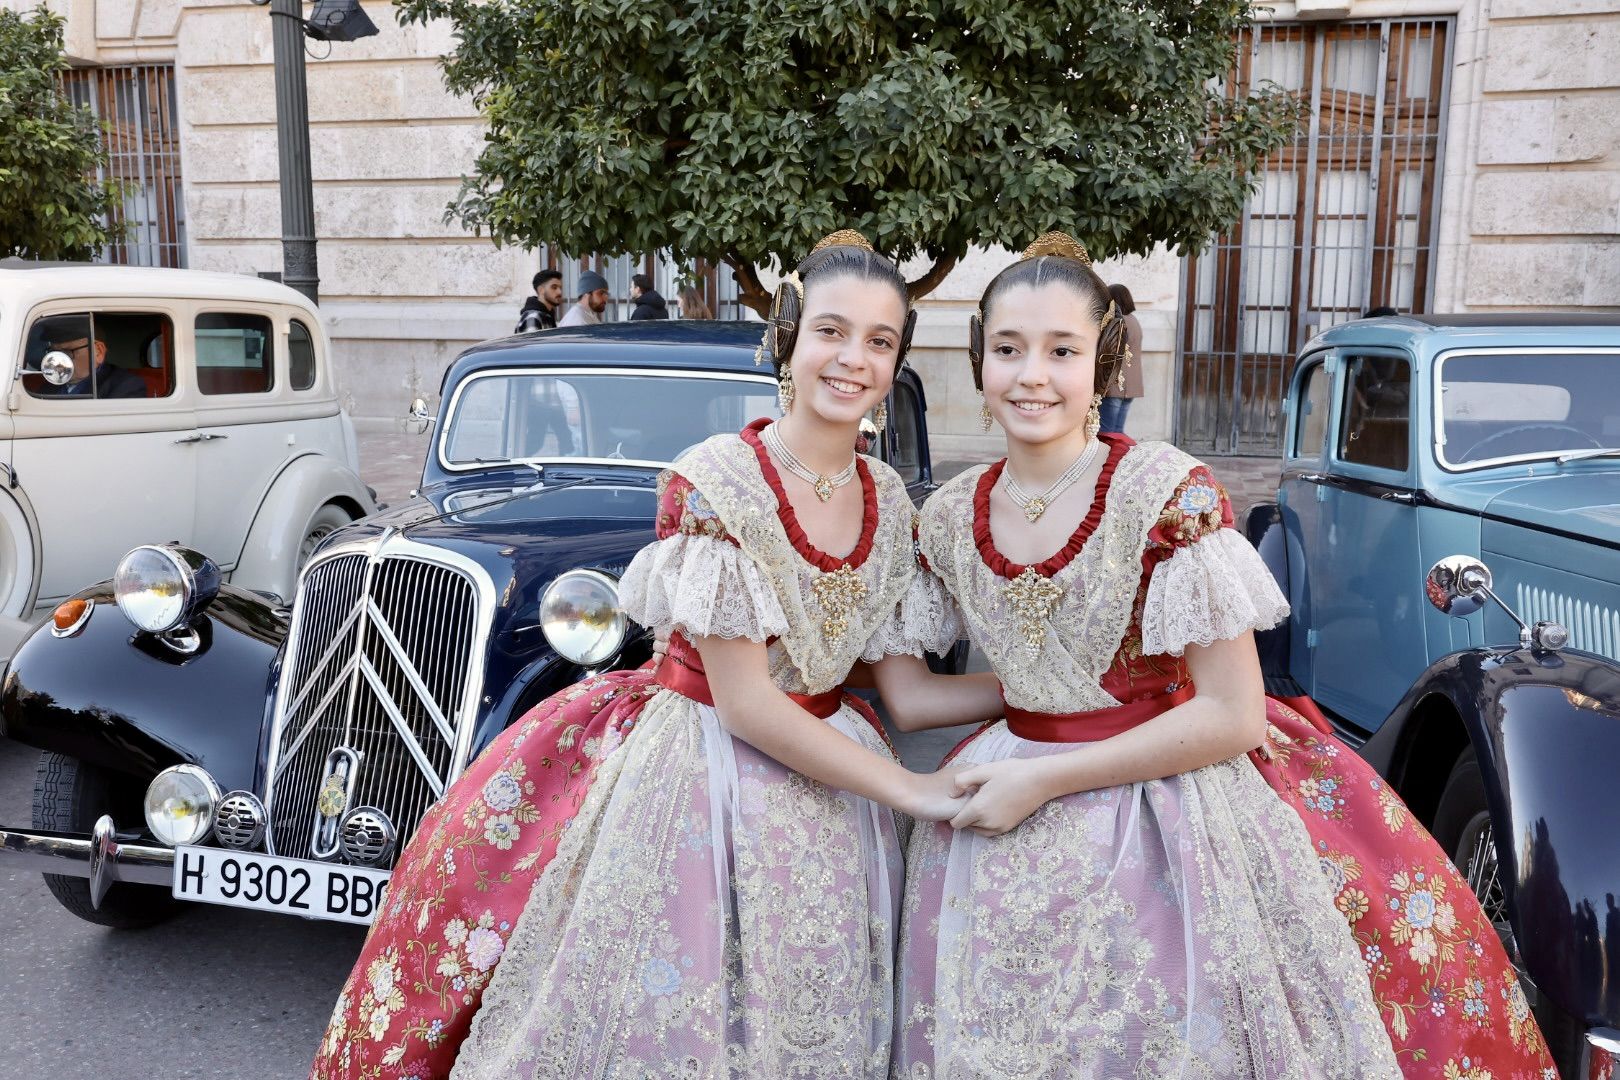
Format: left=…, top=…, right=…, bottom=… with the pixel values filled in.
left=297, top=503, right=353, bottom=570
left=31, top=752, right=179, bottom=929
left=1434, top=749, right=1584, bottom=1078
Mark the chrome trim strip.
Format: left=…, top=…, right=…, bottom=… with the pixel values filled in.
left=1432, top=346, right=1620, bottom=473
left=435, top=366, right=776, bottom=475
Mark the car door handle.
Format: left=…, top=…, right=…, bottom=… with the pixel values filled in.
left=1380, top=491, right=1417, bottom=503
left=174, top=432, right=228, bottom=444
left=1299, top=473, right=1326, bottom=483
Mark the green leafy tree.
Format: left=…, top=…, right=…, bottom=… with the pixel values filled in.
left=398, top=0, right=1297, bottom=312
left=0, top=7, right=121, bottom=261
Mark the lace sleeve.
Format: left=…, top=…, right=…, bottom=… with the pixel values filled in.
left=619, top=532, right=791, bottom=642
left=860, top=568, right=963, bottom=661
left=1141, top=528, right=1289, bottom=656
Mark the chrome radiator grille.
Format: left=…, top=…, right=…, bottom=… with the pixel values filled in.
left=265, top=542, right=487, bottom=864
left=1515, top=584, right=1620, bottom=662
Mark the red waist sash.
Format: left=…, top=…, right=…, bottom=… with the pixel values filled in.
left=655, top=632, right=846, bottom=720
left=1004, top=683, right=1197, bottom=743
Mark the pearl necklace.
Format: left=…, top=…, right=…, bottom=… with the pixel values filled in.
left=763, top=422, right=857, bottom=502
left=1002, top=437, right=1103, bottom=523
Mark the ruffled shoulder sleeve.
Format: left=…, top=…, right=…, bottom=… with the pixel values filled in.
left=618, top=469, right=790, bottom=642
left=1140, top=465, right=1289, bottom=657
left=861, top=509, right=964, bottom=660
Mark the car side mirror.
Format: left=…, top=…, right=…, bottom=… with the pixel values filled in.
left=1425, top=555, right=1491, bottom=618
left=21, top=350, right=76, bottom=386
left=406, top=397, right=434, bottom=429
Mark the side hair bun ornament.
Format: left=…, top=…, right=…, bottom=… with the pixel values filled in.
left=811, top=229, right=876, bottom=254
left=1021, top=231, right=1092, bottom=266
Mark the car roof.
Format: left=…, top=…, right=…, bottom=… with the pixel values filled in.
left=0, top=260, right=320, bottom=314
left=443, top=320, right=767, bottom=388
left=1306, top=312, right=1620, bottom=359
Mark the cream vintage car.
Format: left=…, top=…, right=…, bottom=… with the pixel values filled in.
left=0, top=261, right=376, bottom=662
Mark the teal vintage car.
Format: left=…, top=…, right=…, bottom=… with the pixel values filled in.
left=1247, top=313, right=1620, bottom=1078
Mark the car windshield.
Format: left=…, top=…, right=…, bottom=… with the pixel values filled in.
left=1438, top=350, right=1620, bottom=467
left=442, top=369, right=779, bottom=468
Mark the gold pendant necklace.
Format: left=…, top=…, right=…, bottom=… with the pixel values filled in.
left=763, top=422, right=857, bottom=502
left=1002, top=437, right=1102, bottom=523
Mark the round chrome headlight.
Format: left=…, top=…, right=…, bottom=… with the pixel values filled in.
left=114, top=545, right=221, bottom=633
left=144, top=764, right=223, bottom=847
left=540, top=569, right=626, bottom=667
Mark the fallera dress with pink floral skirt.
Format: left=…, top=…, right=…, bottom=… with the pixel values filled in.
left=312, top=419, right=952, bottom=1079
left=894, top=433, right=1553, bottom=1080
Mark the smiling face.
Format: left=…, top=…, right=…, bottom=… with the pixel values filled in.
left=784, top=273, right=905, bottom=427
left=980, top=281, right=1100, bottom=447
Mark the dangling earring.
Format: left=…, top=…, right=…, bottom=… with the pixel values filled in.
left=979, top=394, right=994, bottom=432
left=778, top=368, right=795, bottom=413
left=873, top=400, right=887, bottom=434
left=1086, top=397, right=1102, bottom=439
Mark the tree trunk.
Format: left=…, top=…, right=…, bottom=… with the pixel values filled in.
left=725, top=253, right=770, bottom=317
left=906, top=254, right=958, bottom=302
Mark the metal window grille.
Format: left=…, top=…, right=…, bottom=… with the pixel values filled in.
left=1177, top=18, right=1452, bottom=455
left=60, top=64, right=186, bottom=268
left=542, top=248, right=751, bottom=322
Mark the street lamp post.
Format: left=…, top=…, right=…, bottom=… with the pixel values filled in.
left=269, top=0, right=318, bottom=303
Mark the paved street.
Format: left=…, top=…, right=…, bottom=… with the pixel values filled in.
left=0, top=429, right=1273, bottom=1079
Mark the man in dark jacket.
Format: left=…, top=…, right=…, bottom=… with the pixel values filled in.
left=515, top=269, right=564, bottom=332
left=35, top=317, right=147, bottom=398
left=628, top=273, right=669, bottom=320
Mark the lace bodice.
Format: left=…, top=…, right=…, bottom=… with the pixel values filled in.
left=620, top=421, right=919, bottom=694
left=917, top=438, right=1288, bottom=714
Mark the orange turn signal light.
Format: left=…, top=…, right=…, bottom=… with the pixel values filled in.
left=51, top=598, right=92, bottom=637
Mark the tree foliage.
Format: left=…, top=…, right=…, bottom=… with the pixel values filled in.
left=397, top=0, right=1298, bottom=311
left=0, top=7, right=121, bottom=261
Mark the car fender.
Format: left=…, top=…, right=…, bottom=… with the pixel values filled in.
left=0, top=584, right=286, bottom=795
left=0, top=481, right=42, bottom=619
left=230, top=453, right=372, bottom=602
left=1244, top=501, right=1294, bottom=689
left=1364, top=647, right=1620, bottom=1029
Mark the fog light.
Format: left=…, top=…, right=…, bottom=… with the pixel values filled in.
left=213, top=790, right=267, bottom=849
left=339, top=807, right=397, bottom=867
left=144, top=764, right=222, bottom=847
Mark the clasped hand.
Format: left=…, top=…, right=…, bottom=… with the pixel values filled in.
left=944, top=757, right=1057, bottom=837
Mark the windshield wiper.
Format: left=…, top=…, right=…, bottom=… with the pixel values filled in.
left=1555, top=447, right=1620, bottom=465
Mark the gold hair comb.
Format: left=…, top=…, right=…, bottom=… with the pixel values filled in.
left=811, top=229, right=875, bottom=254
left=1022, top=231, right=1092, bottom=266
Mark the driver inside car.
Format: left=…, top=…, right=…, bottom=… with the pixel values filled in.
left=36, top=316, right=147, bottom=399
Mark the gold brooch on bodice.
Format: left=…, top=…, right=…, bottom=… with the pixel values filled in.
left=1004, top=566, right=1063, bottom=650
left=812, top=563, right=868, bottom=643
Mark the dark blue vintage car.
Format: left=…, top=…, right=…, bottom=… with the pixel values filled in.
left=1247, top=313, right=1620, bottom=1077
left=0, top=321, right=943, bottom=930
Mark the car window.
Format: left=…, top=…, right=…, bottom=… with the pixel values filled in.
left=1337, top=354, right=1410, bottom=471
left=444, top=371, right=778, bottom=467
left=1293, top=360, right=1331, bottom=460
left=1439, top=350, right=1619, bottom=467
left=196, top=313, right=275, bottom=395
left=289, top=319, right=317, bottom=391
left=23, top=311, right=175, bottom=400
left=887, top=381, right=922, bottom=485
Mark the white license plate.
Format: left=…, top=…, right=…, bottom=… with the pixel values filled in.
left=172, top=846, right=391, bottom=925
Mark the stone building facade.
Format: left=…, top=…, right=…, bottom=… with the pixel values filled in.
left=10, top=0, right=1618, bottom=457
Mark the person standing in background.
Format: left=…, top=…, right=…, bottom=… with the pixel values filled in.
left=559, top=270, right=611, bottom=327
left=1099, top=283, right=1143, bottom=434
left=515, top=269, right=564, bottom=333
left=679, top=285, right=714, bottom=320
left=629, top=273, right=670, bottom=320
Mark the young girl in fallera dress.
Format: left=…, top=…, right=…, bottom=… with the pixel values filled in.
left=309, top=232, right=996, bottom=1079
left=879, top=234, right=1555, bottom=1079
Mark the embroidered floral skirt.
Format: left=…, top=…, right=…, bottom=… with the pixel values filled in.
left=895, top=723, right=1401, bottom=1080
left=1252, top=697, right=1555, bottom=1078
left=444, top=689, right=905, bottom=1079
left=310, top=670, right=661, bottom=1079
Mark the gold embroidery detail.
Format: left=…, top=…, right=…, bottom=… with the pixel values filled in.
left=1004, top=566, right=1063, bottom=650
left=813, top=563, right=868, bottom=643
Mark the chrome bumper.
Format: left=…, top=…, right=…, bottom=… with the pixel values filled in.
left=0, top=815, right=173, bottom=908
